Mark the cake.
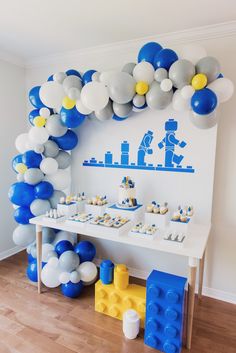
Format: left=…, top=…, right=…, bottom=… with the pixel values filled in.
left=118, top=176, right=137, bottom=207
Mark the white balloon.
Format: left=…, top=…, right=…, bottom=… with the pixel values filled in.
left=70, top=271, right=81, bottom=284
left=39, top=81, right=65, bottom=110
left=160, top=78, right=173, bottom=92
left=76, top=99, right=93, bottom=115
left=63, top=75, right=82, bottom=94
left=41, top=261, right=61, bottom=288
left=181, top=85, right=195, bottom=99
left=44, top=169, right=71, bottom=191
left=77, top=261, right=97, bottom=284
left=53, top=230, right=75, bottom=246
left=207, top=78, right=234, bottom=103
left=80, top=82, right=109, bottom=111
left=34, top=144, right=45, bottom=154
left=48, top=257, right=59, bottom=268
left=53, top=72, right=67, bottom=84
left=92, top=72, right=100, bottom=82
left=42, top=243, right=54, bottom=263
left=172, top=90, right=191, bottom=112
left=178, top=44, right=207, bottom=65
left=99, top=71, right=117, bottom=86
left=40, top=158, right=58, bottom=175
left=15, top=133, right=29, bottom=153
left=28, top=127, right=49, bottom=145
left=68, top=87, right=80, bottom=101
left=59, top=271, right=70, bottom=284
left=133, top=62, right=154, bottom=84
left=39, top=107, right=51, bottom=118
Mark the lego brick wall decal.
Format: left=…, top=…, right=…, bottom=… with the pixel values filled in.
left=83, top=118, right=195, bottom=173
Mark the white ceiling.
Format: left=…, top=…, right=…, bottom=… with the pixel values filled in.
left=0, top=0, right=236, bottom=62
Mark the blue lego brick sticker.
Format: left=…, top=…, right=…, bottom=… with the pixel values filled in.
left=144, top=270, right=187, bottom=353
left=82, top=118, right=195, bottom=174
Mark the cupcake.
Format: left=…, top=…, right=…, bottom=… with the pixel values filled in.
left=160, top=202, right=168, bottom=215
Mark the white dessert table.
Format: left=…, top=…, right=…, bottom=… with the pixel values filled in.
left=30, top=215, right=210, bottom=350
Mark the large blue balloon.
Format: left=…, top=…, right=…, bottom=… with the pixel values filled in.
left=26, top=260, right=46, bottom=282
left=8, top=182, right=35, bottom=207
left=66, top=69, right=82, bottom=79
left=34, top=181, right=54, bottom=199
left=29, top=86, right=45, bottom=109
left=74, top=241, right=96, bottom=263
left=191, top=88, right=218, bottom=115
left=55, top=240, right=74, bottom=256
left=28, top=253, right=35, bottom=263
left=60, top=107, right=86, bottom=128
left=82, top=70, right=97, bottom=85
left=14, top=206, right=34, bottom=224
left=153, top=48, right=178, bottom=70
left=51, top=130, right=78, bottom=150
left=29, top=109, right=40, bottom=125
left=12, top=154, right=23, bottom=172
left=22, top=150, right=42, bottom=168
left=138, top=42, right=163, bottom=65
left=61, top=281, right=83, bottom=298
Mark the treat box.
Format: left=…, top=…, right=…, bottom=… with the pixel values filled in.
left=76, top=200, right=86, bottom=213
left=57, top=202, right=77, bottom=217
left=169, top=218, right=190, bottom=233
left=85, top=203, right=108, bottom=216
left=43, top=215, right=67, bottom=224
left=145, top=211, right=170, bottom=229
left=86, top=220, right=132, bottom=237
left=128, top=229, right=159, bottom=240
left=106, top=204, right=144, bottom=223
left=161, top=230, right=186, bottom=247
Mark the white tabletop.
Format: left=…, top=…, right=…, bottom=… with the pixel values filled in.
left=30, top=216, right=211, bottom=259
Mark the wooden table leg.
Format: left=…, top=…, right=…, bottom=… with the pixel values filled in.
left=36, top=225, right=42, bottom=294
left=198, top=251, right=205, bottom=300
left=186, top=257, right=197, bottom=349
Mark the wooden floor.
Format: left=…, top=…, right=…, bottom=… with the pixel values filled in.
left=0, top=252, right=235, bottom=353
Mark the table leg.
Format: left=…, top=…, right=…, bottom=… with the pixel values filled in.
left=36, top=225, right=42, bottom=294
left=198, top=251, right=205, bottom=300
left=186, top=257, right=197, bottom=349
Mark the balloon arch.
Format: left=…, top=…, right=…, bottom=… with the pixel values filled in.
left=8, top=41, right=234, bottom=294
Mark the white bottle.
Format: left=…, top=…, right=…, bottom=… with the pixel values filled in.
left=122, top=309, right=140, bottom=340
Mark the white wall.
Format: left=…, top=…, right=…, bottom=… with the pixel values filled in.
left=25, top=33, right=236, bottom=303
left=0, top=58, right=27, bottom=258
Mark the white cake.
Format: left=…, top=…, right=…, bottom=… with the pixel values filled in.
left=118, top=177, right=137, bottom=207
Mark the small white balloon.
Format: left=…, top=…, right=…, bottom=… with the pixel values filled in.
left=133, top=62, right=154, bottom=84
left=70, top=271, right=81, bottom=284
left=40, top=158, right=58, bottom=175
left=68, top=87, right=80, bottom=101
left=76, top=99, right=93, bottom=115
left=34, top=144, right=45, bottom=154
left=160, top=78, right=173, bottom=92
left=41, top=261, right=61, bottom=288
left=207, top=77, right=234, bottom=103
left=15, top=133, right=29, bottom=153
left=39, top=81, right=65, bottom=110
left=44, top=169, right=71, bottom=191
left=77, top=261, right=97, bottom=284
left=80, top=81, right=109, bottom=111
left=53, top=72, right=67, bottom=84
left=59, top=271, right=71, bottom=284
left=181, top=85, right=195, bottom=99
left=28, top=127, right=49, bottom=145
left=39, top=107, right=51, bottom=118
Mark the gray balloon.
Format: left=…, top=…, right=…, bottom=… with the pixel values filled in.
left=43, top=140, right=59, bottom=158
left=63, top=75, right=82, bottom=94
left=24, top=168, right=44, bottom=185
left=45, top=114, right=67, bottom=137
left=30, top=199, right=51, bottom=217
left=13, top=224, right=35, bottom=247
left=113, top=102, right=132, bottom=118
left=108, top=72, right=136, bottom=104
left=34, top=144, right=45, bottom=154
left=55, top=151, right=71, bottom=169
left=154, top=68, right=168, bottom=83
left=146, top=81, right=173, bottom=110
left=30, top=244, right=37, bottom=259
left=59, top=251, right=80, bottom=272
left=42, top=227, right=56, bottom=243
left=133, top=94, right=146, bottom=108
left=95, top=100, right=113, bottom=121
left=49, top=190, right=66, bottom=208
left=196, top=56, right=220, bottom=83
left=122, top=62, right=136, bottom=75
left=169, top=59, right=195, bottom=89
left=189, top=111, right=218, bottom=129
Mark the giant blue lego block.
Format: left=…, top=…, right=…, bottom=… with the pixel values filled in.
left=144, top=270, right=187, bottom=353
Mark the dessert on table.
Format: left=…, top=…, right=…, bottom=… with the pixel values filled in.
left=117, top=176, right=138, bottom=208
left=90, top=213, right=129, bottom=228
left=44, top=208, right=66, bottom=222
left=146, top=201, right=168, bottom=215
left=131, top=222, right=157, bottom=235
left=69, top=213, right=93, bottom=223
left=171, top=205, right=194, bottom=223
left=87, top=195, right=108, bottom=206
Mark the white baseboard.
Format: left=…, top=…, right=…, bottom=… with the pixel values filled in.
left=0, top=246, right=25, bottom=261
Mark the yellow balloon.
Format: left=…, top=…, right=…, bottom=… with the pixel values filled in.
left=15, top=163, right=27, bottom=174
left=34, top=116, right=46, bottom=127
left=135, top=81, right=149, bottom=95
left=62, top=96, right=76, bottom=109
left=191, top=73, right=207, bottom=90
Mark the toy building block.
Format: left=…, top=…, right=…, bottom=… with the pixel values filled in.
left=144, top=270, right=187, bottom=353
left=95, top=264, right=146, bottom=327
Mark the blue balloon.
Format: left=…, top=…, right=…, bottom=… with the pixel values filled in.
left=112, top=114, right=128, bottom=121
left=26, top=260, right=46, bottom=282
left=61, top=281, right=83, bottom=298
left=29, top=109, right=40, bottom=125
left=66, top=69, right=82, bottom=79
left=82, top=70, right=97, bottom=85
left=14, top=206, right=34, bottom=224
left=218, top=73, right=224, bottom=78
left=28, top=253, right=35, bottom=263
left=133, top=102, right=147, bottom=110
left=74, top=241, right=96, bottom=263
left=12, top=154, right=23, bottom=172
left=153, top=48, right=178, bottom=70
left=47, top=74, right=54, bottom=81
left=29, top=86, right=45, bottom=109
left=191, top=88, right=218, bottom=115
left=34, top=181, right=54, bottom=200
left=55, top=240, right=74, bottom=256
left=51, top=130, right=78, bottom=150
left=8, top=182, right=35, bottom=207
left=22, top=150, right=42, bottom=168
left=60, top=106, right=86, bottom=128
left=138, top=42, right=162, bottom=65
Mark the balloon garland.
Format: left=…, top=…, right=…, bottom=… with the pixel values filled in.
left=8, top=41, right=234, bottom=293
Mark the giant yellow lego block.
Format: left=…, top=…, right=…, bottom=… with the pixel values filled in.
left=95, top=264, right=146, bottom=327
